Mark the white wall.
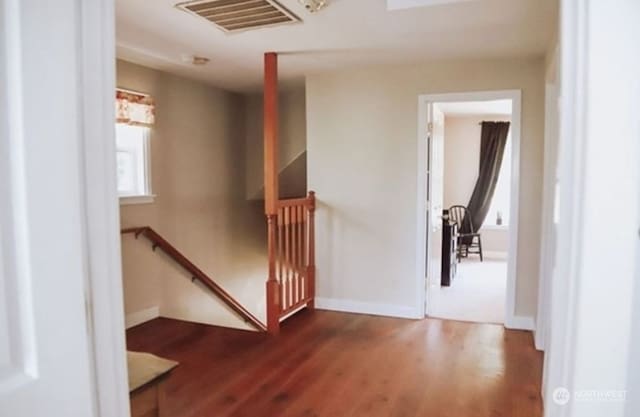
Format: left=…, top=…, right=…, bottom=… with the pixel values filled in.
left=306, top=57, right=545, bottom=319
left=117, top=60, right=267, bottom=330
left=443, top=114, right=510, bottom=254
left=244, top=88, right=307, bottom=199
left=443, top=116, right=480, bottom=209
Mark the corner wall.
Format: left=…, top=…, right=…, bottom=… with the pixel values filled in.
left=244, top=89, right=307, bottom=199
left=117, top=59, right=267, bottom=330
left=306, top=57, right=545, bottom=320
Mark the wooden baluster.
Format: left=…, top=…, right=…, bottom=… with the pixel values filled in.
left=282, top=207, right=291, bottom=310
left=292, top=206, right=297, bottom=309
left=293, top=206, right=300, bottom=304
left=278, top=208, right=283, bottom=285
left=288, top=206, right=294, bottom=309
left=307, top=191, right=316, bottom=309
left=278, top=208, right=284, bottom=313
left=302, top=204, right=307, bottom=299
left=266, top=214, right=280, bottom=334
left=297, top=204, right=303, bottom=304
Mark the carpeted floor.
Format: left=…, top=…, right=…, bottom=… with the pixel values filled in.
left=428, top=255, right=507, bottom=324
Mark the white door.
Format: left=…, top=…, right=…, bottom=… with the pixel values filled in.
left=425, top=103, right=445, bottom=304
left=0, top=1, right=100, bottom=415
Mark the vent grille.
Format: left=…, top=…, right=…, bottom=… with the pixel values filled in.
left=176, top=0, right=301, bottom=33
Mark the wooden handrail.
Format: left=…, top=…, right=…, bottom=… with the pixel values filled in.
left=278, top=196, right=313, bottom=208
left=121, top=226, right=267, bottom=332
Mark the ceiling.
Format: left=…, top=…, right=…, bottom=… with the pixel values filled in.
left=116, top=0, right=557, bottom=92
left=438, top=99, right=512, bottom=116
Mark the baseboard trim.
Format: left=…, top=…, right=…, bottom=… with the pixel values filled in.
left=315, top=297, right=420, bottom=319
left=483, top=250, right=508, bottom=260
left=534, top=331, right=545, bottom=351
left=125, top=306, right=160, bottom=329
left=505, top=315, right=535, bottom=331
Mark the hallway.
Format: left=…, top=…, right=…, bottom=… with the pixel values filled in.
left=127, top=310, right=542, bottom=417
left=429, top=256, right=507, bottom=324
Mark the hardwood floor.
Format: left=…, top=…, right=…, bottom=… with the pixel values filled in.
left=126, top=310, right=543, bottom=417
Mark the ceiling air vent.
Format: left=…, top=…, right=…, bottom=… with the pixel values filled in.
left=176, top=0, right=301, bottom=33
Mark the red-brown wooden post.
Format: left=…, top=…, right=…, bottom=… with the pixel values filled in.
left=307, top=191, right=316, bottom=309
left=266, top=214, right=280, bottom=334
left=264, top=52, right=280, bottom=334
left=264, top=52, right=279, bottom=215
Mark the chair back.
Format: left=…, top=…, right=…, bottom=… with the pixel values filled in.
left=449, top=205, right=475, bottom=234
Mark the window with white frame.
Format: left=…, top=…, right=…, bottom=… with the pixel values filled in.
left=485, top=133, right=512, bottom=227
left=115, top=124, right=151, bottom=198
left=115, top=88, right=155, bottom=202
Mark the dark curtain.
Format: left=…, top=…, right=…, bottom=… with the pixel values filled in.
left=460, top=121, right=510, bottom=242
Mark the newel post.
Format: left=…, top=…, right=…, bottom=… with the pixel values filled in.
left=264, top=52, right=279, bottom=215
left=264, top=52, right=280, bottom=334
left=266, top=213, right=280, bottom=334
left=307, top=191, right=316, bottom=309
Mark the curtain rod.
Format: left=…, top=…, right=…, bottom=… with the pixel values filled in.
left=478, top=121, right=509, bottom=125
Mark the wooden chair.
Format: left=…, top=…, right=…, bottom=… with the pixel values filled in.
left=448, top=205, right=483, bottom=262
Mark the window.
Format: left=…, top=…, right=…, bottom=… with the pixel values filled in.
left=115, top=88, right=155, bottom=204
left=116, top=124, right=152, bottom=202
left=485, top=133, right=511, bottom=227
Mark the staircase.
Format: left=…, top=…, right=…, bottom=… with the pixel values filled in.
left=121, top=226, right=268, bottom=332
left=120, top=52, right=316, bottom=335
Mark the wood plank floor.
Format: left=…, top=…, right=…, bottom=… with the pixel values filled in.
left=126, top=310, right=543, bottom=417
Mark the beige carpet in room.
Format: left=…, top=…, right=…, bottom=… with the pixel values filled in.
left=428, top=256, right=507, bottom=324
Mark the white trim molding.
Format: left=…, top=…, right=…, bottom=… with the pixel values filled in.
left=125, top=307, right=161, bottom=329
left=482, top=250, right=508, bottom=260
left=416, top=90, right=522, bottom=330
left=542, top=2, right=640, bottom=416
left=78, top=1, right=131, bottom=417
left=315, top=297, right=421, bottom=319
left=119, top=194, right=156, bottom=205
left=505, top=315, right=535, bottom=332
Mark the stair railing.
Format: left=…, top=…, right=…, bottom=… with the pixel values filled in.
left=266, top=191, right=316, bottom=334
left=121, top=226, right=267, bottom=332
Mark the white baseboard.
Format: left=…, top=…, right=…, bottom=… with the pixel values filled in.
left=505, top=315, right=535, bottom=331
left=534, top=331, right=545, bottom=351
left=315, top=297, right=420, bottom=319
left=534, top=324, right=545, bottom=351
left=483, top=250, right=508, bottom=260
left=125, top=306, right=160, bottom=329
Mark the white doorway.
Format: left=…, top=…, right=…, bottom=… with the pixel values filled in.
left=416, top=90, right=522, bottom=327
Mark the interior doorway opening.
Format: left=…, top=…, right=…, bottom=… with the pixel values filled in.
left=416, top=91, right=522, bottom=327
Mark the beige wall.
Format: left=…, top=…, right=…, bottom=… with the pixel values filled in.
left=117, top=60, right=267, bottom=330
left=244, top=89, right=307, bottom=199
left=306, top=57, right=545, bottom=318
left=443, top=114, right=510, bottom=254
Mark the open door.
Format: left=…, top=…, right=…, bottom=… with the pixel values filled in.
left=0, top=1, right=113, bottom=415
left=425, top=103, right=445, bottom=313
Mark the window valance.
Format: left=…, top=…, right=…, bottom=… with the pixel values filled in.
left=116, top=89, right=155, bottom=127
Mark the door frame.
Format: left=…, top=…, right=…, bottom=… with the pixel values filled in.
left=535, top=69, right=560, bottom=353
left=416, top=90, right=523, bottom=328
left=542, top=0, right=640, bottom=414
left=77, top=1, right=131, bottom=416
left=424, top=103, right=445, bottom=291
left=3, top=0, right=128, bottom=416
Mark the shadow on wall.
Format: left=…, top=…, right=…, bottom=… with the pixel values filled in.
left=118, top=59, right=308, bottom=331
